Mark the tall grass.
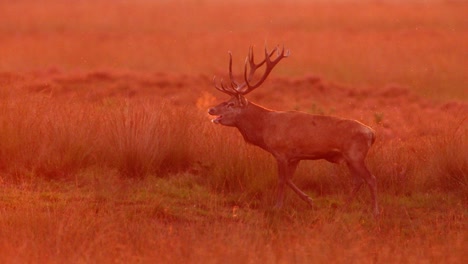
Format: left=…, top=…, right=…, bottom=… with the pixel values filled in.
left=368, top=133, right=467, bottom=199
left=0, top=92, right=273, bottom=197
left=96, top=100, right=197, bottom=177
left=0, top=95, right=200, bottom=180
left=426, top=130, right=468, bottom=199
left=0, top=95, right=95, bottom=180
left=1, top=88, right=466, bottom=207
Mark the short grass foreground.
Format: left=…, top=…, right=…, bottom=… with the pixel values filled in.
left=0, top=175, right=465, bottom=263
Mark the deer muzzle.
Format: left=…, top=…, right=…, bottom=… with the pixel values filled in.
left=208, top=108, right=222, bottom=124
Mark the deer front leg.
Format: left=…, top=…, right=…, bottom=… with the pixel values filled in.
left=284, top=160, right=314, bottom=206
left=274, top=160, right=287, bottom=209
left=286, top=179, right=314, bottom=206
left=275, top=159, right=313, bottom=208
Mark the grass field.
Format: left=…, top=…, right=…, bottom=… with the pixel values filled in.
left=0, top=0, right=467, bottom=263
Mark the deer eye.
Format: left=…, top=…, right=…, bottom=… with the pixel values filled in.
left=227, top=102, right=235, bottom=108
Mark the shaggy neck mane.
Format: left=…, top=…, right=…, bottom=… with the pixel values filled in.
left=235, top=102, right=271, bottom=149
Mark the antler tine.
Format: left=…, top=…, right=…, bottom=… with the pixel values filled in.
left=214, top=46, right=289, bottom=96
left=249, top=45, right=277, bottom=69
left=213, top=76, right=237, bottom=96
left=240, top=45, right=290, bottom=94
left=228, top=51, right=247, bottom=91
left=263, top=45, right=278, bottom=64
left=229, top=46, right=274, bottom=92
left=266, top=45, right=290, bottom=65
left=235, top=45, right=276, bottom=94
left=212, top=50, right=246, bottom=96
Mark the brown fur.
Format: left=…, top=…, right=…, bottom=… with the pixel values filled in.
left=209, top=98, right=379, bottom=216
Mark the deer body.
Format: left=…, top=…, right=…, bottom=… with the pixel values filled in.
left=209, top=46, right=379, bottom=216
left=216, top=101, right=374, bottom=160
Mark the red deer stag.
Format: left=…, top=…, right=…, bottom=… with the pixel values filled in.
left=208, top=46, right=379, bottom=216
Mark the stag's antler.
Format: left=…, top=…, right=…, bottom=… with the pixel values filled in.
left=241, top=45, right=290, bottom=94
left=213, top=52, right=238, bottom=96
left=213, top=45, right=290, bottom=96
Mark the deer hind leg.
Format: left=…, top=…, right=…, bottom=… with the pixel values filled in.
left=347, top=175, right=364, bottom=205
left=347, top=160, right=379, bottom=216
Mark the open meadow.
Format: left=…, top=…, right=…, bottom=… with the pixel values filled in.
left=0, top=0, right=467, bottom=263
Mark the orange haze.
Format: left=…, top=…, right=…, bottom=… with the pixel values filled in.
left=0, top=1, right=466, bottom=263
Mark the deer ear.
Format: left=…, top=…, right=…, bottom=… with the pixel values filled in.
left=237, top=95, right=248, bottom=107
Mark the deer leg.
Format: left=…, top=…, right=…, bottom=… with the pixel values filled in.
left=286, top=180, right=314, bottom=206
left=346, top=176, right=364, bottom=205
left=367, top=173, right=379, bottom=217
left=274, top=160, right=288, bottom=209
left=274, top=177, right=286, bottom=209
left=284, top=160, right=314, bottom=207
left=275, top=159, right=310, bottom=208
left=347, top=160, right=379, bottom=216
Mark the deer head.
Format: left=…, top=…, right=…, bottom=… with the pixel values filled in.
left=208, top=45, right=290, bottom=126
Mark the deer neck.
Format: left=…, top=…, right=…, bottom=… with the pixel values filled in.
left=235, top=102, right=271, bottom=149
